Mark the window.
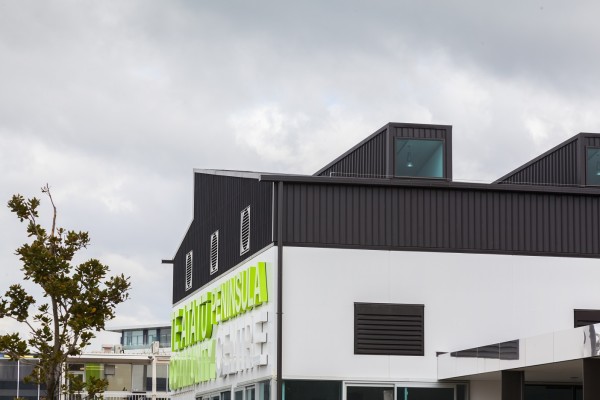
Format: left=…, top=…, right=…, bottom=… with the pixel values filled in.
left=210, top=231, right=219, bottom=275
left=347, top=386, right=393, bottom=400
left=240, top=206, right=251, bottom=255
left=283, top=380, right=341, bottom=400
left=586, top=147, right=600, bottom=185
left=185, top=251, right=193, bottom=291
left=396, top=387, right=454, bottom=400
left=354, top=303, right=424, bottom=356
left=395, top=139, right=444, bottom=178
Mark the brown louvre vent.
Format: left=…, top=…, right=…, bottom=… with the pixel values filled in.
left=240, top=206, right=250, bottom=255
left=574, top=309, right=600, bottom=328
left=185, top=251, right=193, bottom=291
left=210, top=231, right=219, bottom=275
left=354, top=303, right=424, bottom=356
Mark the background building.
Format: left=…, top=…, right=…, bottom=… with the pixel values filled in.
left=169, top=123, right=600, bottom=400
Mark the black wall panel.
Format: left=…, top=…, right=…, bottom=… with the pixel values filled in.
left=281, top=182, right=600, bottom=257
left=497, top=139, right=579, bottom=186
left=316, top=128, right=388, bottom=178
left=585, top=136, right=600, bottom=147
left=172, top=174, right=273, bottom=304
left=391, top=125, right=447, bottom=139
left=315, top=123, right=452, bottom=179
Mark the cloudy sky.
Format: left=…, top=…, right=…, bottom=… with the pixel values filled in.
left=1, top=0, right=600, bottom=348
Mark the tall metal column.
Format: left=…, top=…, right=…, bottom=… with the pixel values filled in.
left=501, top=370, right=524, bottom=400
left=583, top=358, right=600, bottom=399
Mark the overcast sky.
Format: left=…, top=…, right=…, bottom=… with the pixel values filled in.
left=1, top=0, right=600, bottom=349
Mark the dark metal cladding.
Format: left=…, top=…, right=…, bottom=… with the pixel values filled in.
left=280, top=182, right=600, bottom=258
left=495, top=138, right=579, bottom=186
left=315, top=125, right=388, bottom=178
left=495, top=133, right=600, bottom=187
left=585, top=136, right=600, bottom=147
left=172, top=173, right=274, bottom=304
left=315, top=122, right=452, bottom=180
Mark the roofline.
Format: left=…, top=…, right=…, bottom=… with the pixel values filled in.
left=193, top=169, right=266, bottom=179
left=259, top=173, right=600, bottom=196
left=313, top=122, right=453, bottom=176
left=106, top=323, right=171, bottom=333
left=492, top=132, right=600, bottom=183
left=313, top=123, right=389, bottom=176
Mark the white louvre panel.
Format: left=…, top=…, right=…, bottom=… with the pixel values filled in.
left=185, top=251, right=193, bottom=291
left=240, top=206, right=251, bottom=255
left=210, top=231, right=219, bottom=275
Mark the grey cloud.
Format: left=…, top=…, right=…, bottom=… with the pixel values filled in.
left=1, top=0, right=600, bottom=347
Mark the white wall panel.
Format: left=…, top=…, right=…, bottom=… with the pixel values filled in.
left=282, top=247, right=600, bottom=381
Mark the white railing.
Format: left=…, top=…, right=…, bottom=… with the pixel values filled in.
left=67, top=391, right=170, bottom=400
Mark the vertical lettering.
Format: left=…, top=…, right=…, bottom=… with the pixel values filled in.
left=235, top=272, right=242, bottom=314
left=247, top=265, right=256, bottom=309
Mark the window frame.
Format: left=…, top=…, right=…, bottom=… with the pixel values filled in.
left=585, top=146, right=600, bottom=186
left=393, top=137, right=446, bottom=179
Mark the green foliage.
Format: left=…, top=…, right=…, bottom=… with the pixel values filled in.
left=0, top=185, right=131, bottom=400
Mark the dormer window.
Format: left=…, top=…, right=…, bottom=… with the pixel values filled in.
left=395, top=138, right=444, bottom=178
left=586, top=147, right=600, bottom=185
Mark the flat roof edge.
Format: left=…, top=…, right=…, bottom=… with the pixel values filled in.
left=438, top=323, right=600, bottom=380
left=193, top=169, right=265, bottom=179
left=260, top=173, right=600, bottom=195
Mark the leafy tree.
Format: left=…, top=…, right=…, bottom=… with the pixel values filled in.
left=0, top=185, right=131, bottom=399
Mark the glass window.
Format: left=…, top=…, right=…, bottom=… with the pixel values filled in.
left=221, top=391, right=231, bottom=400
left=144, top=364, right=168, bottom=392
left=525, top=384, right=582, bottom=400
left=235, top=390, right=244, bottom=400
left=258, top=381, right=270, bottom=400
left=284, top=380, right=341, bottom=400
left=587, top=148, right=600, bottom=185
left=397, top=387, right=454, bottom=400
left=246, top=387, right=255, bottom=400
left=131, top=364, right=145, bottom=392
left=160, top=329, right=171, bottom=347
left=395, top=139, right=444, bottom=178
left=147, top=329, right=158, bottom=344
left=347, top=386, right=393, bottom=400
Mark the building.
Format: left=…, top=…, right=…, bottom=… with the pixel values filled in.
left=167, top=122, right=600, bottom=400
left=0, top=322, right=172, bottom=400
left=66, top=324, right=171, bottom=400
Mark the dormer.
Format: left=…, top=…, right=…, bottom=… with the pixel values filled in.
left=494, top=132, right=600, bottom=187
left=315, top=122, right=452, bottom=181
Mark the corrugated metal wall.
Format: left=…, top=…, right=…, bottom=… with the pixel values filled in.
left=172, top=174, right=273, bottom=304
left=281, top=182, right=600, bottom=257
left=497, top=140, right=579, bottom=186
left=585, top=136, right=600, bottom=147
left=317, top=129, right=388, bottom=178
left=316, top=123, right=452, bottom=180
left=392, top=125, right=447, bottom=139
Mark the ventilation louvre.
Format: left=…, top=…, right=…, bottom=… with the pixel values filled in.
left=210, top=231, right=219, bottom=275
left=185, top=251, right=193, bottom=291
left=354, top=303, right=424, bottom=356
left=240, top=206, right=251, bottom=255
